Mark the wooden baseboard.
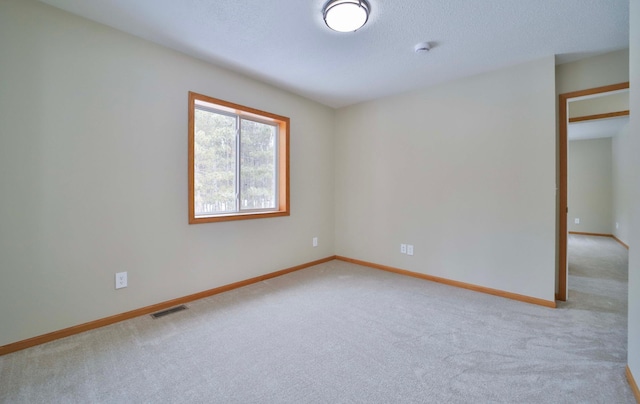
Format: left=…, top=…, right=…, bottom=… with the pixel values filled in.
left=0, top=256, right=336, bottom=356
left=335, top=256, right=556, bottom=308
left=612, top=235, right=629, bottom=250
left=568, top=231, right=629, bottom=249
left=569, top=231, right=611, bottom=237
left=627, top=366, right=640, bottom=403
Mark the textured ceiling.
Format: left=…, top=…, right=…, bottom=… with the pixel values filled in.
left=39, top=0, right=629, bottom=108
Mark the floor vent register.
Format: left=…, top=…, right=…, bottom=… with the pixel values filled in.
left=151, top=305, right=188, bottom=319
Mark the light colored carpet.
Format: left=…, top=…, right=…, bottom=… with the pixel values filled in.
left=0, top=235, right=633, bottom=403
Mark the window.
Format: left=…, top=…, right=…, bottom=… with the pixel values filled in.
left=188, top=92, right=289, bottom=223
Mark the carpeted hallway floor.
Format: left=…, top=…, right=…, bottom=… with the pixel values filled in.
left=0, top=234, right=634, bottom=403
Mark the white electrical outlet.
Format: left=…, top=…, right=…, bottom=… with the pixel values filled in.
left=616, top=222, right=619, bottom=229
left=115, top=272, right=127, bottom=289
left=400, top=244, right=407, bottom=254
left=312, top=237, right=318, bottom=247
left=574, top=218, right=580, bottom=224
left=407, top=245, right=414, bottom=256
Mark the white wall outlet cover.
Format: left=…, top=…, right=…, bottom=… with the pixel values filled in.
left=312, top=237, right=318, bottom=247
left=400, top=244, right=407, bottom=254
left=407, top=245, right=414, bottom=256
left=616, top=222, right=619, bottom=229
left=574, top=218, right=580, bottom=224
left=115, top=272, right=128, bottom=289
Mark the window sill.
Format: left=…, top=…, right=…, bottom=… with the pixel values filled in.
left=189, top=210, right=290, bottom=224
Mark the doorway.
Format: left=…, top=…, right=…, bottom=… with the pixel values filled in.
left=557, top=82, right=629, bottom=301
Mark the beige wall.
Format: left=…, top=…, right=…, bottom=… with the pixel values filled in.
left=612, top=123, right=631, bottom=244
left=567, top=138, right=612, bottom=234
left=627, top=0, right=640, bottom=387
left=556, top=49, right=629, bottom=95
left=0, top=0, right=336, bottom=347
left=335, top=57, right=557, bottom=302
left=569, top=92, right=629, bottom=118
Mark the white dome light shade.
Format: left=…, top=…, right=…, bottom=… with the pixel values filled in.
left=323, top=0, right=370, bottom=32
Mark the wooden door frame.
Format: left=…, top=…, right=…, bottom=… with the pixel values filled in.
left=557, top=81, right=630, bottom=301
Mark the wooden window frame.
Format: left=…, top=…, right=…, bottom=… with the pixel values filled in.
left=188, top=91, right=290, bottom=224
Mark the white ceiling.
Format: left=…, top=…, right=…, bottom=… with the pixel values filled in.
left=568, top=116, right=629, bottom=141
left=38, top=0, right=629, bottom=108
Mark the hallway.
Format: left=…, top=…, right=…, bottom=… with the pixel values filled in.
left=564, top=234, right=629, bottom=313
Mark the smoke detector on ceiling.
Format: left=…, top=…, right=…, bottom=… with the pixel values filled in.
left=414, top=42, right=432, bottom=53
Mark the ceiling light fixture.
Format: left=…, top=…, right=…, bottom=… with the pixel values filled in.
left=323, top=0, right=370, bottom=33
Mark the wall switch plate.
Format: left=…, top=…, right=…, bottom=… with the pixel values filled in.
left=400, top=244, right=407, bottom=254
left=407, top=245, right=414, bottom=256
left=115, top=272, right=127, bottom=289
left=574, top=218, right=580, bottom=224
left=312, top=237, right=318, bottom=247
left=616, top=222, right=619, bottom=229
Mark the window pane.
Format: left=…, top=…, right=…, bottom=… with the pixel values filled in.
left=194, top=108, right=236, bottom=215
left=240, top=119, right=277, bottom=210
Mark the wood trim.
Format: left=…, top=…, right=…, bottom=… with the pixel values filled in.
left=612, top=235, right=629, bottom=250
left=335, top=256, right=556, bottom=308
left=568, top=231, right=612, bottom=237
left=557, top=81, right=629, bottom=303
left=561, top=82, right=630, bottom=99
left=190, top=210, right=290, bottom=223
left=279, top=119, right=290, bottom=214
left=188, top=92, right=196, bottom=223
left=0, top=256, right=336, bottom=356
left=569, top=231, right=629, bottom=250
left=558, top=89, right=568, bottom=302
left=567, top=232, right=630, bottom=249
left=569, top=110, right=629, bottom=123
left=187, top=91, right=290, bottom=224
left=627, top=366, right=640, bottom=403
